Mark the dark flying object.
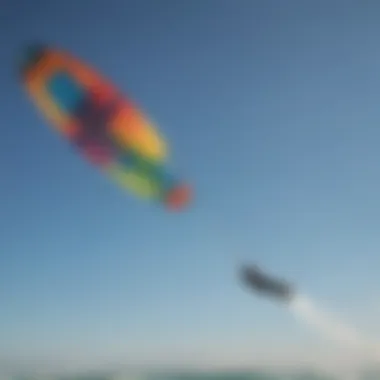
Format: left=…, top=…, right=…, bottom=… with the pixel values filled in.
left=239, top=264, right=295, bottom=303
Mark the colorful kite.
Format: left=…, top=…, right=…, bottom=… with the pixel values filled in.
left=19, top=44, right=191, bottom=210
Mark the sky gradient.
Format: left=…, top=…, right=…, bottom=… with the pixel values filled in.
left=1, top=0, right=380, bottom=372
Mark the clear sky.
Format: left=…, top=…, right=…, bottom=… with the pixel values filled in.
left=1, top=0, right=380, bottom=372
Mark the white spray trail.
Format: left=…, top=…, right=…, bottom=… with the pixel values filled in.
left=289, top=293, right=380, bottom=362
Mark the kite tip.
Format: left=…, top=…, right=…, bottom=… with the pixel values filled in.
left=17, top=42, right=48, bottom=78
left=165, top=184, right=192, bottom=211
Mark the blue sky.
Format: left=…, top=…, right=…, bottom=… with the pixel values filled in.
left=1, top=0, right=380, bottom=371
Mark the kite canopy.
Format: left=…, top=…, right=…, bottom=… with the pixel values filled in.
left=20, top=43, right=191, bottom=210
